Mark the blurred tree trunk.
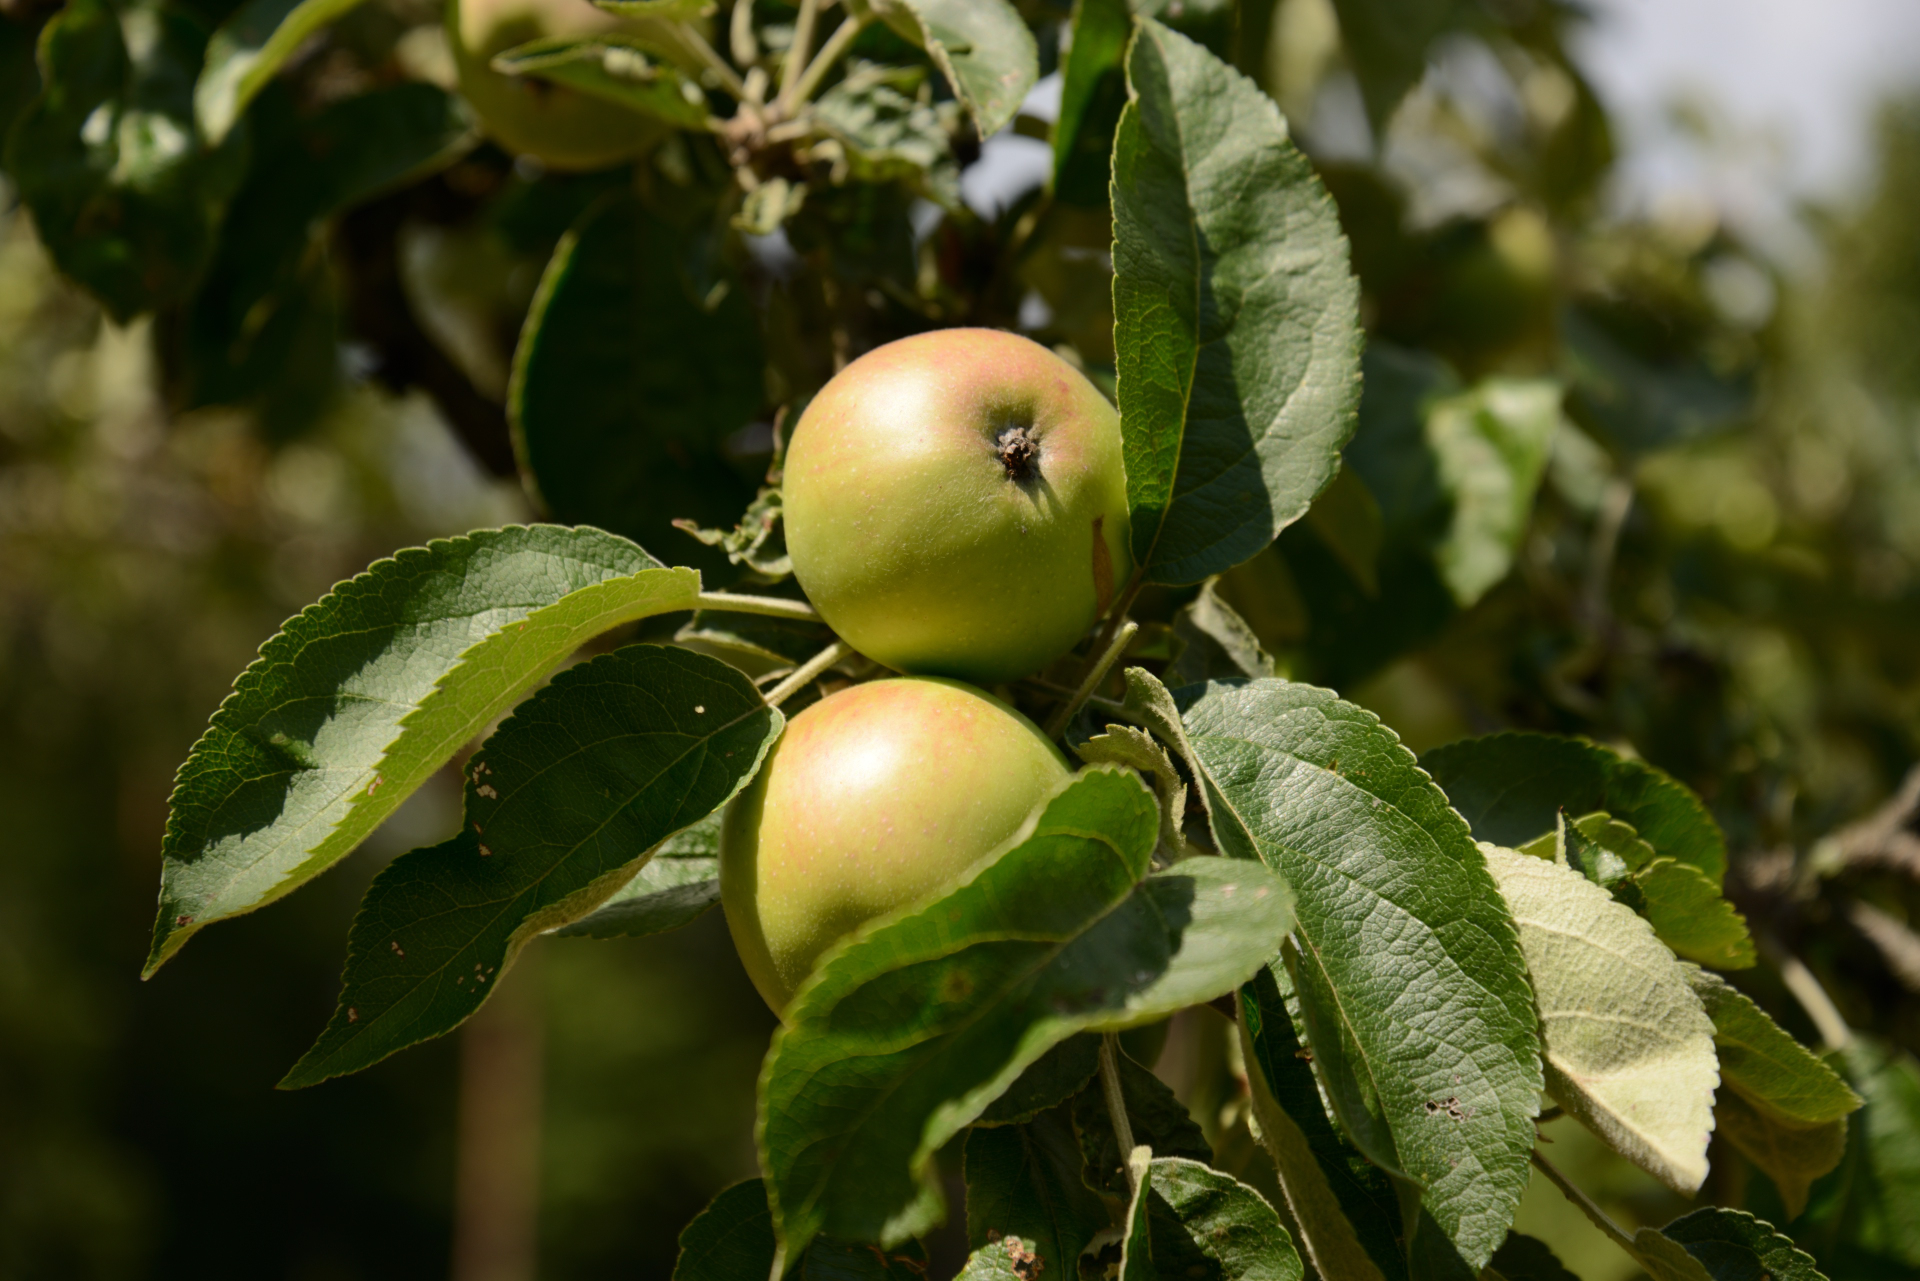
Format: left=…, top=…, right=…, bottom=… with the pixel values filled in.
left=452, top=947, right=544, bottom=1281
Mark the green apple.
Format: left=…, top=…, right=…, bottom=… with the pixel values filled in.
left=449, top=0, right=677, bottom=171
left=719, top=676, right=1071, bottom=1015
left=782, top=328, right=1132, bottom=685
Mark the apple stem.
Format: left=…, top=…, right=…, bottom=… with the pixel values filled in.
left=763, top=640, right=854, bottom=708
left=1099, top=1035, right=1139, bottom=1197
left=695, top=591, right=824, bottom=623
left=1044, top=620, right=1138, bottom=739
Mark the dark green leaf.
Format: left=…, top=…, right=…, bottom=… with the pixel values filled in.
left=673, top=1179, right=932, bottom=1281
left=1239, top=962, right=1407, bottom=1280
left=1171, top=580, right=1276, bottom=684
left=1487, top=1232, right=1579, bottom=1281
left=1325, top=0, right=1469, bottom=133
left=281, top=644, right=781, bottom=1086
left=1122, top=1154, right=1305, bottom=1281
left=7, top=0, right=249, bottom=320
left=878, top=0, right=1037, bottom=138
left=1422, top=731, right=1728, bottom=886
left=1831, top=1037, right=1920, bottom=1265
left=194, top=0, right=372, bottom=143
left=1112, top=19, right=1361, bottom=586
left=757, top=768, right=1292, bottom=1267
left=490, top=33, right=710, bottom=129
left=148, top=527, right=700, bottom=975
left=1655, top=1207, right=1829, bottom=1281
left=976, top=1036, right=1100, bottom=1127
left=1562, top=306, right=1752, bottom=461
left=175, top=82, right=475, bottom=417
left=1071, top=1049, right=1211, bottom=1200
left=1714, top=1088, right=1847, bottom=1221
left=550, top=806, right=721, bottom=940
left=1051, top=0, right=1128, bottom=207
left=1178, top=679, right=1541, bottom=1268
left=511, top=192, right=761, bottom=571
left=964, top=1106, right=1112, bottom=1278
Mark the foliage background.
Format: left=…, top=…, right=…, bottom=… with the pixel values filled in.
left=3, top=0, right=1920, bottom=1277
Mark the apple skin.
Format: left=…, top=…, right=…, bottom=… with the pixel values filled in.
left=448, top=0, right=675, bottom=171
left=782, top=329, right=1132, bottom=685
left=719, top=676, right=1071, bottom=1015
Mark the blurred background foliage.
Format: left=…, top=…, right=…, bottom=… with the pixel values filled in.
left=3, top=0, right=1920, bottom=1277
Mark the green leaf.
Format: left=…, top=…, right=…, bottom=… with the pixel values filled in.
left=510, top=192, right=761, bottom=570
left=1684, top=968, right=1859, bottom=1127
left=812, top=63, right=960, bottom=207
left=1553, top=812, right=1754, bottom=968
left=1562, top=306, right=1752, bottom=461
left=281, top=644, right=781, bottom=1087
left=1654, top=1207, right=1830, bottom=1281
left=963, top=1106, right=1112, bottom=1279
left=490, top=33, right=710, bottom=129
left=672, top=1179, right=932, bottom=1280
left=1325, top=0, right=1469, bottom=132
left=1112, top=19, right=1361, bottom=586
left=1481, top=844, right=1718, bottom=1193
left=975, top=1037, right=1100, bottom=1126
left=148, top=527, right=700, bottom=976
left=1831, top=1037, right=1920, bottom=1265
left=1422, top=731, right=1727, bottom=886
left=1078, top=720, right=1191, bottom=857
left=194, top=0, right=371, bottom=144
left=1052, top=0, right=1129, bottom=207
left=1421, top=379, right=1561, bottom=608
left=1122, top=1154, right=1305, bottom=1281
left=1238, top=962, right=1400, bottom=1281
left=1171, top=580, right=1277, bottom=684
left=550, top=811, right=722, bottom=939
left=1178, top=679, right=1541, bottom=1268
left=7, top=0, right=249, bottom=320
left=1715, top=1088, right=1846, bottom=1221
left=1487, top=1232, right=1580, bottom=1281
left=1072, top=1049, right=1212, bottom=1199
left=877, top=0, right=1037, bottom=138
left=757, top=767, right=1292, bottom=1267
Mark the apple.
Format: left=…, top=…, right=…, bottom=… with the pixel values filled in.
left=448, top=0, right=679, bottom=171
left=719, top=676, right=1071, bottom=1014
left=782, top=328, right=1132, bottom=685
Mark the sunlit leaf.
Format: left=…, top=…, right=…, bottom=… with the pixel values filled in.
left=1421, top=378, right=1561, bottom=607
left=757, top=767, right=1292, bottom=1267
left=147, top=527, right=701, bottom=976
left=490, top=33, right=710, bottom=128
left=1484, top=843, right=1717, bottom=1191
left=1119, top=1153, right=1305, bottom=1281
left=812, top=66, right=960, bottom=208
left=876, top=0, right=1036, bottom=138
left=281, top=645, right=781, bottom=1086
left=1550, top=812, right=1753, bottom=968
left=1112, top=18, right=1361, bottom=586
left=1178, top=679, right=1541, bottom=1268
left=1423, top=731, right=1727, bottom=886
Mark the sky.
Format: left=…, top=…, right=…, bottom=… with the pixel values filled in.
left=1576, top=0, right=1920, bottom=230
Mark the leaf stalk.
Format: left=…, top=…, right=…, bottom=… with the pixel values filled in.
left=782, top=11, right=872, bottom=112
left=1044, top=620, right=1139, bottom=739
left=763, top=639, right=853, bottom=707
left=1099, top=1034, right=1139, bottom=1197
left=775, top=0, right=821, bottom=109
left=678, top=20, right=748, bottom=99
left=694, top=591, right=824, bottom=622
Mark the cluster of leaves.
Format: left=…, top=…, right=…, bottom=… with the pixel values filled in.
left=8, top=0, right=1920, bottom=1276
